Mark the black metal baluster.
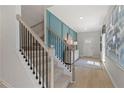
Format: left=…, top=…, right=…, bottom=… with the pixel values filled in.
left=63, top=43, right=65, bottom=64
left=42, top=48, right=45, bottom=88
left=48, top=31, right=50, bottom=47
left=60, top=39, right=61, bottom=60
left=59, top=39, right=62, bottom=61
left=19, top=22, right=22, bottom=52
left=53, top=33, right=55, bottom=52
left=62, top=42, right=64, bottom=63
left=53, top=32, right=55, bottom=46
left=52, top=32, right=54, bottom=51
left=57, top=37, right=59, bottom=58
left=23, top=26, right=26, bottom=59
left=55, top=34, right=56, bottom=56
left=58, top=37, right=59, bottom=58
left=36, top=41, right=38, bottom=79
left=33, top=37, right=35, bottom=74
left=60, top=40, right=62, bottom=61
left=23, top=24, right=25, bottom=54
left=58, top=38, right=60, bottom=59
left=62, top=40, right=64, bottom=62
left=49, top=30, right=51, bottom=47
left=46, top=52, right=48, bottom=88
left=59, top=38, right=61, bottom=61
left=25, top=28, right=28, bottom=62
left=30, top=34, right=33, bottom=70
left=39, top=45, right=41, bottom=84
left=56, top=35, right=58, bottom=57
left=21, top=24, right=24, bottom=55
left=51, top=31, right=53, bottom=46
left=28, top=31, right=30, bottom=65
left=49, top=31, right=51, bottom=47
left=23, top=26, right=25, bottom=58
left=65, top=45, right=67, bottom=67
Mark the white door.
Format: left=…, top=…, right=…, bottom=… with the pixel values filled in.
left=83, top=39, right=93, bottom=57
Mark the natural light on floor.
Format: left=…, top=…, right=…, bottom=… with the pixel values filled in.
left=87, top=61, right=101, bottom=67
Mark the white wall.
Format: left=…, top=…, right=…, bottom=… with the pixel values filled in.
left=0, top=6, right=38, bottom=87
left=78, top=31, right=101, bottom=58
left=104, top=57, right=124, bottom=87
left=21, top=5, right=51, bottom=38
left=21, top=5, right=44, bottom=37
left=0, top=7, right=2, bottom=79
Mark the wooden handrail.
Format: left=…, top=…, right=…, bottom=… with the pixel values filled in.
left=16, top=15, right=48, bottom=52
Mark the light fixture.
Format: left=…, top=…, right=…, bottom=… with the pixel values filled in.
left=80, top=17, right=83, bottom=20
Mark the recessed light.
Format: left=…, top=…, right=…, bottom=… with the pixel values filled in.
left=80, top=17, right=83, bottom=20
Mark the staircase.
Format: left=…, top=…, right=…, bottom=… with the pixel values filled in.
left=16, top=15, right=75, bottom=88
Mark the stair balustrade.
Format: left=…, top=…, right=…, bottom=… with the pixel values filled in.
left=16, top=14, right=75, bottom=88
left=17, top=15, right=54, bottom=88
left=47, top=28, right=75, bottom=73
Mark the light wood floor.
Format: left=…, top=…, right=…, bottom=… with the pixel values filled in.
left=68, top=57, right=113, bottom=88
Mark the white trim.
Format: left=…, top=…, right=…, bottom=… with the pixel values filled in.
left=103, top=62, right=117, bottom=88
left=17, top=52, right=41, bottom=88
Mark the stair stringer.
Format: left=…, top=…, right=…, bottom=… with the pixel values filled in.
left=18, top=51, right=42, bottom=88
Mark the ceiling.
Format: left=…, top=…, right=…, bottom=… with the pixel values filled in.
left=48, top=5, right=112, bottom=32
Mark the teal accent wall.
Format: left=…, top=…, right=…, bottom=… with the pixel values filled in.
left=46, top=10, right=77, bottom=61
left=46, top=10, right=77, bottom=45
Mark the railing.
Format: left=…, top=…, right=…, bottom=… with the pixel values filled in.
left=47, top=28, right=75, bottom=73
left=16, top=15, right=54, bottom=88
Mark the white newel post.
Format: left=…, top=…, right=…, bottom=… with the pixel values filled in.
left=71, top=48, right=75, bottom=83
left=71, top=42, right=77, bottom=83
left=49, top=45, right=55, bottom=88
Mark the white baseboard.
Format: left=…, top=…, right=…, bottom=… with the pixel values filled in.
left=103, top=62, right=117, bottom=88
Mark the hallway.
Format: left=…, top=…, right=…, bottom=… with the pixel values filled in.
left=68, top=57, right=113, bottom=88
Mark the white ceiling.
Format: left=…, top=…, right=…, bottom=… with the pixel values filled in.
left=48, top=5, right=112, bottom=32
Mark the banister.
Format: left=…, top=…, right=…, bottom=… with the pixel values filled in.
left=47, top=27, right=74, bottom=50
left=17, top=14, right=55, bottom=87
left=16, top=15, right=49, bottom=52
